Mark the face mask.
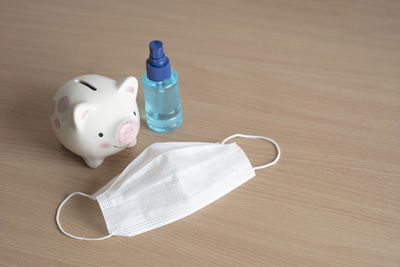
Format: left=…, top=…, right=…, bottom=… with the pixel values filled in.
left=56, top=133, right=280, bottom=240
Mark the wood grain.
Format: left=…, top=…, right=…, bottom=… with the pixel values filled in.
left=0, top=0, right=399, bottom=266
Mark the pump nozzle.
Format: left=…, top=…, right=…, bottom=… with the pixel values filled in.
left=146, top=40, right=171, bottom=82
left=149, top=40, right=164, bottom=59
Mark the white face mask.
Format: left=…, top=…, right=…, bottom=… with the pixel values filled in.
left=56, top=134, right=280, bottom=240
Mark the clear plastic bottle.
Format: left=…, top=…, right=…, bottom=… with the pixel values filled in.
left=142, top=40, right=182, bottom=132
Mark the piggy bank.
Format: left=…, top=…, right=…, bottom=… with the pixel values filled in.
left=50, top=74, right=140, bottom=168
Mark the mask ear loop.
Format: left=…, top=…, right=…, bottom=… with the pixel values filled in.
left=56, top=192, right=114, bottom=241
left=221, top=133, right=281, bottom=170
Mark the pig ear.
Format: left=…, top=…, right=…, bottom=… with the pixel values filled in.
left=72, top=103, right=95, bottom=130
left=117, top=76, right=138, bottom=99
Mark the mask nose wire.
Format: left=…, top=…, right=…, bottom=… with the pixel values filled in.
left=221, top=133, right=281, bottom=170
left=56, top=192, right=114, bottom=241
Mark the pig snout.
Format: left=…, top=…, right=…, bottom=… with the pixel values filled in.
left=118, top=121, right=138, bottom=145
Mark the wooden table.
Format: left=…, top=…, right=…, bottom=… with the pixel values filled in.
left=1, top=0, right=399, bottom=266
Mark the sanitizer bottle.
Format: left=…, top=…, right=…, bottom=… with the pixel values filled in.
left=142, top=40, right=182, bottom=132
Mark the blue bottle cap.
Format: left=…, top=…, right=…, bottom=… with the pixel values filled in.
left=146, top=40, right=171, bottom=82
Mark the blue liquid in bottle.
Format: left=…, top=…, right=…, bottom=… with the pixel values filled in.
left=142, top=40, right=182, bottom=132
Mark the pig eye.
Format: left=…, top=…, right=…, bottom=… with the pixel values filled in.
left=98, top=132, right=104, bottom=137
left=133, top=111, right=136, bottom=116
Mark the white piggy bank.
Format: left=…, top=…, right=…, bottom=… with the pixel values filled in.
left=50, top=74, right=140, bottom=168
